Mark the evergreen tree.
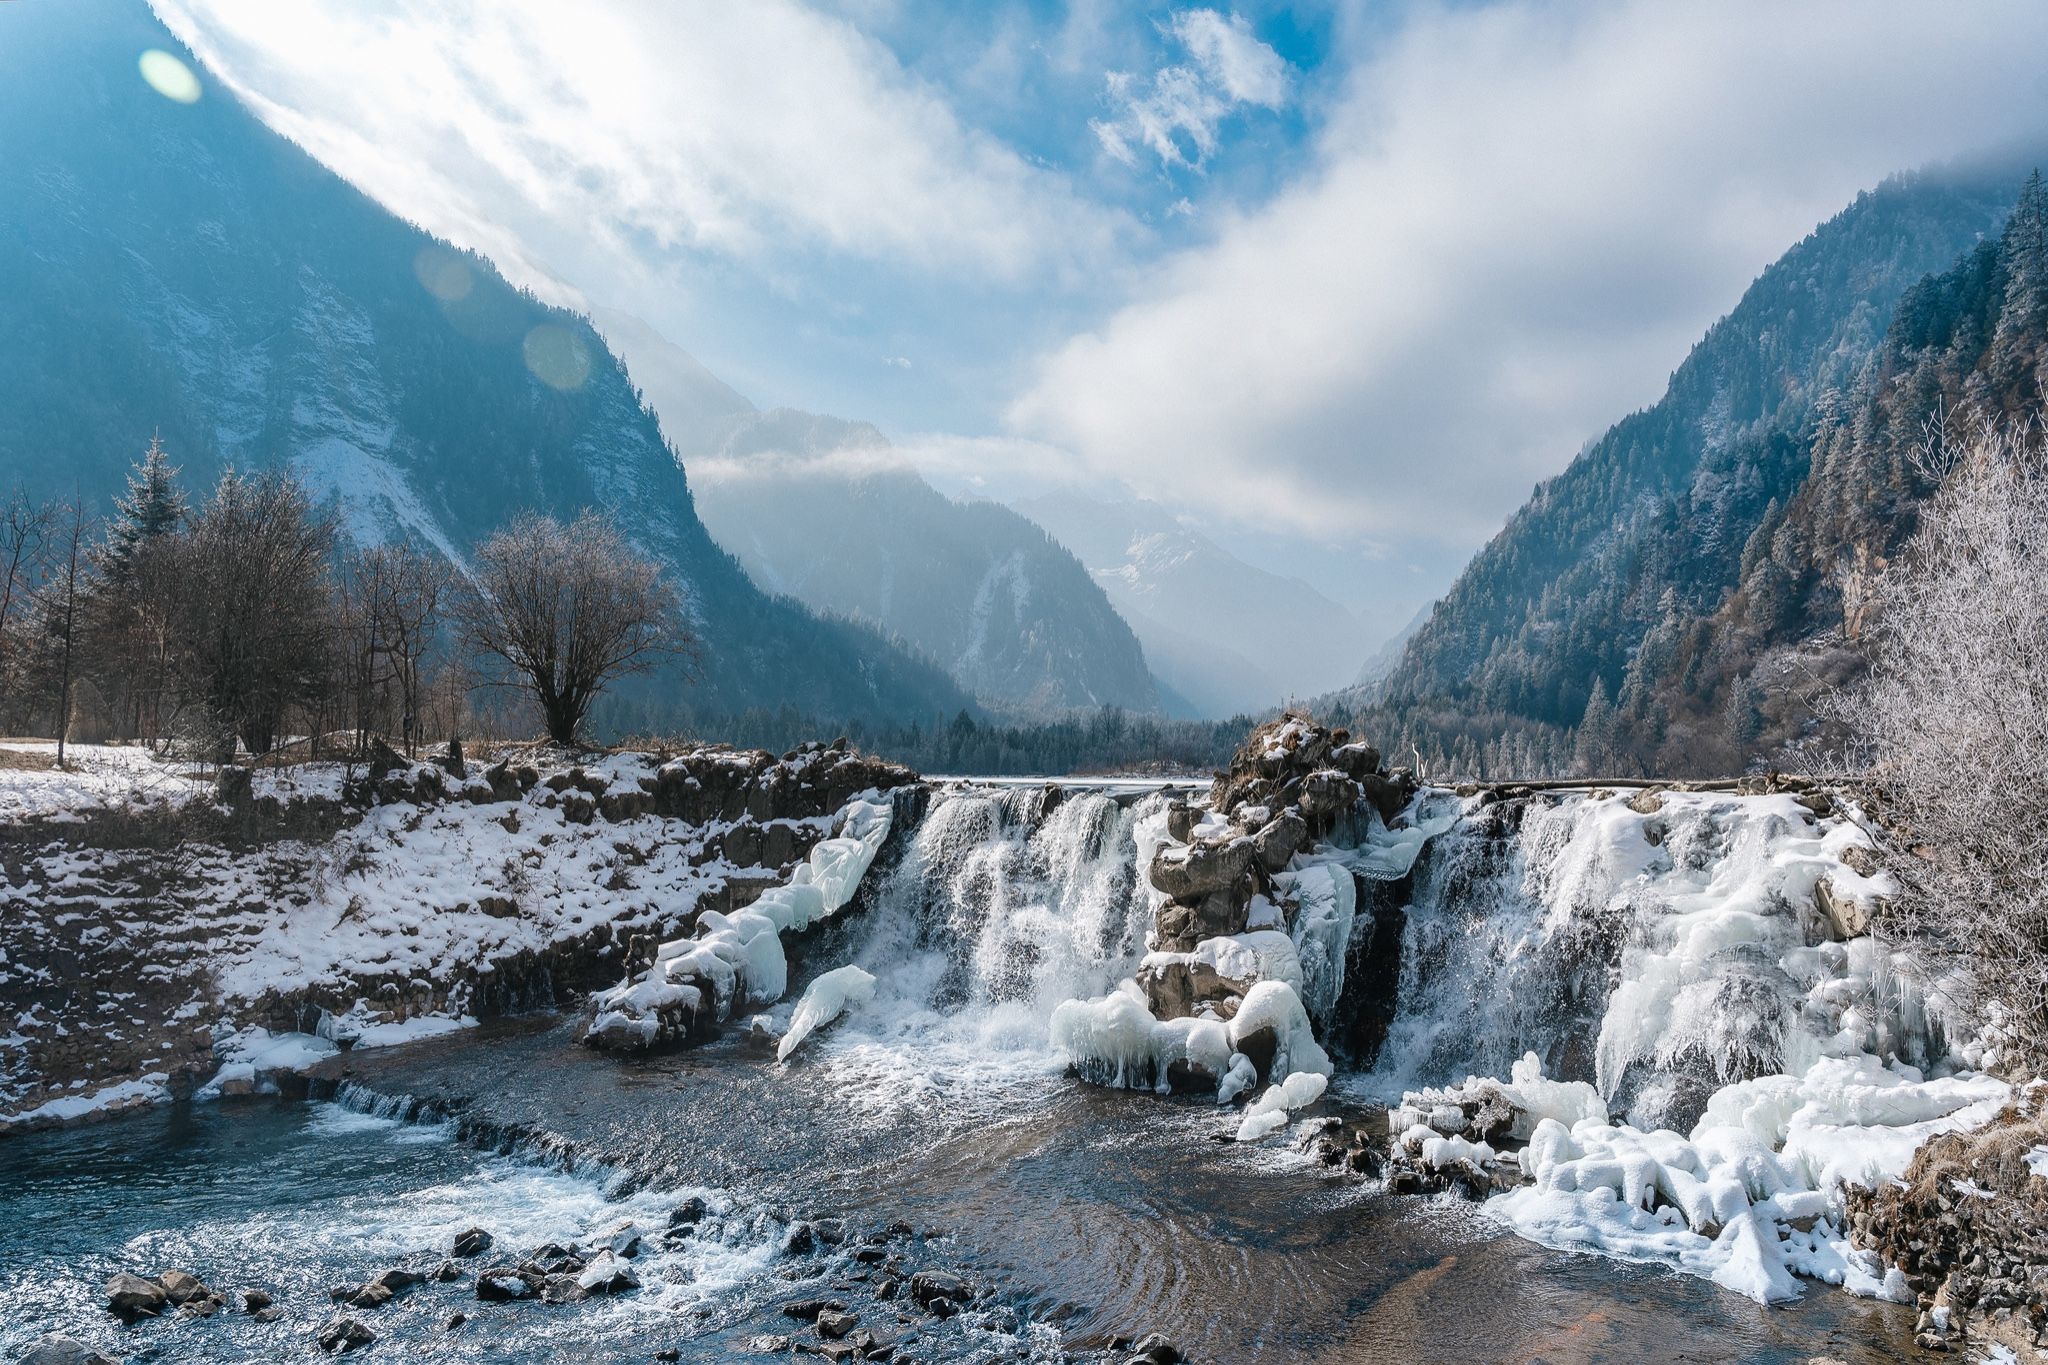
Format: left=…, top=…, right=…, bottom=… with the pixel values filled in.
left=97, top=435, right=187, bottom=588
left=1990, top=170, right=2048, bottom=406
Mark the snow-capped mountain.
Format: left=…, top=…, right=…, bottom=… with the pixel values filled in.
left=0, top=0, right=968, bottom=728
left=1014, top=494, right=1364, bottom=717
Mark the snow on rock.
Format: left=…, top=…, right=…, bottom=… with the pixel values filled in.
left=1399, top=1052, right=2009, bottom=1304
left=1051, top=977, right=1331, bottom=1095
left=1235, top=1068, right=1330, bottom=1141
left=776, top=965, right=877, bottom=1062
left=589, top=798, right=894, bottom=1051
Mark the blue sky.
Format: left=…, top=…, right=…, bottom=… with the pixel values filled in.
left=150, top=0, right=2048, bottom=637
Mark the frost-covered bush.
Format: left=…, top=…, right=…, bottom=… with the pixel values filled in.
left=1827, top=422, right=2048, bottom=1061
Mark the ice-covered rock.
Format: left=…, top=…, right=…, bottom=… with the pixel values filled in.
left=776, top=965, right=877, bottom=1062
left=589, top=797, right=894, bottom=1051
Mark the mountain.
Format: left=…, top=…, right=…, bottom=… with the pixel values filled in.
left=0, top=0, right=970, bottom=730
left=694, top=465, right=1160, bottom=716
left=586, top=305, right=1160, bottom=718
left=1014, top=493, right=1361, bottom=717
left=1348, top=160, right=2037, bottom=776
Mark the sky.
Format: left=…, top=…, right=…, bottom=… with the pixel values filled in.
left=149, top=0, right=2048, bottom=643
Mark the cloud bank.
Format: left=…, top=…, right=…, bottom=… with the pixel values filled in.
left=1015, top=0, right=2048, bottom=554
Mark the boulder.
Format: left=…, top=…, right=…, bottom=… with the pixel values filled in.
left=1358, top=772, right=1412, bottom=825
left=451, top=1227, right=493, bottom=1258
left=473, top=1267, right=542, bottom=1301
left=104, top=1272, right=167, bottom=1322
left=344, top=1283, right=391, bottom=1310
left=816, top=1308, right=859, bottom=1339
left=779, top=1298, right=845, bottom=1321
left=1137, top=957, right=1248, bottom=1023
left=1151, top=874, right=1256, bottom=951
left=317, top=1318, right=374, bottom=1355
left=441, top=736, right=467, bottom=779
left=1165, top=799, right=1198, bottom=843
left=1250, top=812, right=1308, bottom=873
left=156, top=1271, right=208, bottom=1306
left=16, top=1338, right=119, bottom=1365
left=1127, top=1334, right=1184, bottom=1365
left=908, top=1270, right=967, bottom=1309
left=1815, top=876, right=1870, bottom=940
left=1148, top=836, right=1256, bottom=902
left=240, top=1288, right=273, bottom=1313
left=575, top=1253, right=640, bottom=1296
left=1297, top=769, right=1361, bottom=827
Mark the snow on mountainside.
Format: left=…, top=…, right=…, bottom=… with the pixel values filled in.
left=0, top=0, right=968, bottom=728
left=1016, top=493, right=1363, bottom=717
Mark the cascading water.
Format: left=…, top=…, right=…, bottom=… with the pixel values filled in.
left=793, top=784, right=1175, bottom=1097
left=1356, top=788, right=1940, bottom=1131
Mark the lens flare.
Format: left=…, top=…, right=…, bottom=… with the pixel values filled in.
left=413, top=246, right=473, bottom=303
left=522, top=325, right=591, bottom=392
left=138, top=49, right=202, bottom=105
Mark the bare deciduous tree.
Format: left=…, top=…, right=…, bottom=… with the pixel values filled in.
left=1825, top=419, right=2048, bottom=1059
left=172, top=469, right=338, bottom=759
left=0, top=489, right=53, bottom=710
left=336, top=541, right=454, bottom=756
left=456, top=511, right=689, bottom=747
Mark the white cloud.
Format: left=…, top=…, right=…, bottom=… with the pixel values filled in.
left=151, top=0, right=1122, bottom=298
left=1092, top=9, right=1291, bottom=170
left=1021, top=0, right=2048, bottom=555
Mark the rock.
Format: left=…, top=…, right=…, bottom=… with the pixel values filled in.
left=1127, top=1333, right=1183, bottom=1365
left=241, top=1288, right=273, bottom=1313
left=1136, top=957, right=1248, bottom=1022
left=104, top=1272, right=168, bottom=1322
left=1250, top=811, right=1308, bottom=872
left=474, top=1267, right=542, bottom=1301
left=780, top=1297, right=844, bottom=1320
left=1358, top=772, right=1412, bottom=825
left=1627, top=788, right=1666, bottom=815
left=1814, top=875, right=1870, bottom=940
left=251, top=1306, right=282, bottom=1324
left=1165, top=799, right=1198, bottom=843
left=365, top=737, right=406, bottom=780
left=785, top=1222, right=818, bottom=1255
left=908, top=1270, right=966, bottom=1310
left=345, top=1283, right=392, bottom=1310
left=441, top=736, right=467, bottom=779
left=156, top=1270, right=208, bottom=1305
left=15, top=1338, right=119, bottom=1365
left=668, top=1196, right=709, bottom=1228
left=427, top=1260, right=464, bottom=1283
left=317, top=1318, right=375, bottom=1354
left=541, top=1276, right=588, bottom=1305
left=1297, top=769, right=1361, bottom=827
left=575, top=1252, right=641, bottom=1296
left=452, top=1227, right=493, bottom=1258
left=816, top=1308, right=859, bottom=1339
left=1148, top=836, right=1256, bottom=901
left=598, top=1221, right=644, bottom=1258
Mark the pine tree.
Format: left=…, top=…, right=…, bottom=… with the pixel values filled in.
left=1989, top=169, right=2048, bottom=407
left=97, top=434, right=187, bottom=587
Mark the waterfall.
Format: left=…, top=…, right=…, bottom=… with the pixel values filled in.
left=1356, top=789, right=1939, bottom=1131
left=797, top=783, right=1172, bottom=1070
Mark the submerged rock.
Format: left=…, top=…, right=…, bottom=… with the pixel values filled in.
left=16, top=1338, right=119, bottom=1365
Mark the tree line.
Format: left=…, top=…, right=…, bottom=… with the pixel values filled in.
left=4, top=438, right=688, bottom=765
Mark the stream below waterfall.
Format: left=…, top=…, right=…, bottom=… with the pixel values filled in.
left=0, top=783, right=1928, bottom=1361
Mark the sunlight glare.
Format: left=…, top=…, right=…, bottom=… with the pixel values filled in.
left=138, top=49, right=202, bottom=105
left=522, top=324, right=591, bottom=391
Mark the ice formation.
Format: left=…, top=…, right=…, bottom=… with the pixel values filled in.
left=1475, top=1054, right=2007, bottom=1304
left=776, top=965, right=876, bottom=1062
left=1050, top=976, right=1331, bottom=1095
left=590, top=797, right=894, bottom=1047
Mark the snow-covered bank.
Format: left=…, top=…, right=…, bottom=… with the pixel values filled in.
left=0, top=739, right=918, bottom=1130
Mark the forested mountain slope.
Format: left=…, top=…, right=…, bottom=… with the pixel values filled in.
left=1344, top=162, right=2039, bottom=776
left=0, top=0, right=969, bottom=729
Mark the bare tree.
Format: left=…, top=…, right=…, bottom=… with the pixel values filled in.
left=335, top=541, right=453, bottom=755
left=1824, top=419, right=2048, bottom=1059
left=456, top=511, right=689, bottom=747
left=173, top=469, right=338, bottom=759
left=45, top=499, right=91, bottom=767
left=0, top=490, right=53, bottom=710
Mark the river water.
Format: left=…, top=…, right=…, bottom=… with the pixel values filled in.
left=0, top=784, right=1924, bottom=1361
